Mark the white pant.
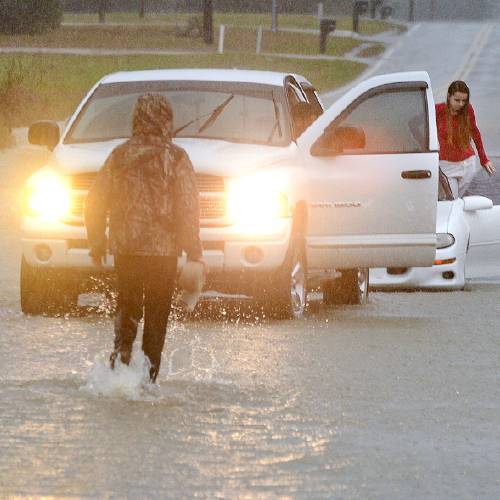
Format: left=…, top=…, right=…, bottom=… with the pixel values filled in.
left=439, top=156, right=480, bottom=198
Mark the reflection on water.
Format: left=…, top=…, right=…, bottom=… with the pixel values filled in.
left=0, top=302, right=340, bottom=497
left=0, top=368, right=339, bottom=497
left=167, top=334, right=226, bottom=383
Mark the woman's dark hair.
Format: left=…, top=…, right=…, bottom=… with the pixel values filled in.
left=446, top=80, right=471, bottom=149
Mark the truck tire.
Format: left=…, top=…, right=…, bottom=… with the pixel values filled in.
left=322, top=268, right=369, bottom=305
left=266, top=236, right=308, bottom=319
left=20, top=257, right=77, bottom=315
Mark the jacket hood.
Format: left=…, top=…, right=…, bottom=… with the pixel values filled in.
left=132, top=93, right=173, bottom=141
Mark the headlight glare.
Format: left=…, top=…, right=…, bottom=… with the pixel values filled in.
left=436, top=233, right=455, bottom=249
left=226, top=177, right=290, bottom=228
left=24, top=171, right=70, bottom=221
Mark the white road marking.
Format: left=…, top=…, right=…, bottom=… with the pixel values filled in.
left=435, top=23, right=494, bottom=101
left=360, top=23, right=422, bottom=80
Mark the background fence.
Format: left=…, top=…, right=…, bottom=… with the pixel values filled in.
left=61, top=1, right=500, bottom=20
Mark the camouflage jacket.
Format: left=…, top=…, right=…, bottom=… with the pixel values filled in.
left=84, top=94, right=202, bottom=261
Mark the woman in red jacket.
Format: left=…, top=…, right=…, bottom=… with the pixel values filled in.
left=436, top=80, right=495, bottom=198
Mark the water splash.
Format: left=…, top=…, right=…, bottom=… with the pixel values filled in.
left=82, top=349, right=155, bottom=400
left=166, top=334, right=225, bottom=383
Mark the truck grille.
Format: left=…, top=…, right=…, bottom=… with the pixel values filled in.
left=71, top=173, right=96, bottom=191
left=200, top=198, right=225, bottom=218
left=66, top=173, right=226, bottom=224
left=196, top=174, right=225, bottom=192
left=71, top=173, right=225, bottom=192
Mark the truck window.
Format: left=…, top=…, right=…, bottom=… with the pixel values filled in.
left=65, top=81, right=289, bottom=147
left=334, top=88, right=428, bottom=154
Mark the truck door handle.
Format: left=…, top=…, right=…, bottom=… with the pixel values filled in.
left=401, top=170, right=432, bottom=179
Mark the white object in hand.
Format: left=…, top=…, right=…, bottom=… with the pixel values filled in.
left=178, top=261, right=205, bottom=312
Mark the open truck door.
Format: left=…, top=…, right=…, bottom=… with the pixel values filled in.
left=297, top=71, right=438, bottom=270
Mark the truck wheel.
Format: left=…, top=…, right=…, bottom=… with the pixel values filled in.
left=267, top=237, right=308, bottom=319
left=322, top=268, right=369, bottom=306
left=20, top=257, right=77, bottom=315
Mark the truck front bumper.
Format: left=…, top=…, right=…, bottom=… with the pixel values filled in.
left=22, top=218, right=292, bottom=294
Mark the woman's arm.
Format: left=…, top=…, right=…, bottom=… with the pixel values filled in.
left=469, top=105, right=489, bottom=166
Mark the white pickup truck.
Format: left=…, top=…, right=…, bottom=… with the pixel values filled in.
left=22, top=69, right=438, bottom=317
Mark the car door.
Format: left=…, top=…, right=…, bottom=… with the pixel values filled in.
left=296, top=71, right=438, bottom=270
left=464, top=204, right=500, bottom=279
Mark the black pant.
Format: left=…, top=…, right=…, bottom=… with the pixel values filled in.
left=113, top=254, right=177, bottom=382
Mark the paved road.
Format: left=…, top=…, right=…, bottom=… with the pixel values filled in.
left=1, top=22, right=499, bottom=499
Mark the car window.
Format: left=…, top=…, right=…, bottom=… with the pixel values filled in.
left=65, top=81, right=289, bottom=146
left=286, top=77, right=317, bottom=140
left=300, top=85, right=323, bottom=117
left=334, top=88, right=428, bottom=154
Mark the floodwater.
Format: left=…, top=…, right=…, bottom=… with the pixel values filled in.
left=1, top=272, right=499, bottom=497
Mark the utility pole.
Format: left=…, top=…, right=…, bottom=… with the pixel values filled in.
left=370, top=0, right=382, bottom=19
left=139, top=0, right=145, bottom=19
left=98, top=0, right=107, bottom=24
left=408, top=0, right=415, bottom=22
left=430, top=0, right=436, bottom=19
left=271, top=0, right=278, bottom=33
left=203, top=0, right=213, bottom=45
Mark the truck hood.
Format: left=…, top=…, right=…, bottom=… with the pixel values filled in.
left=52, top=138, right=294, bottom=178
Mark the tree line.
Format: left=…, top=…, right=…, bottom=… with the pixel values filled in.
left=61, top=1, right=356, bottom=15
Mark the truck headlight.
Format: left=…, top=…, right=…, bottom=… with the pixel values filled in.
left=436, top=233, right=455, bottom=249
left=24, top=170, right=70, bottom=221
left=226, top=177, right=290, bottom=232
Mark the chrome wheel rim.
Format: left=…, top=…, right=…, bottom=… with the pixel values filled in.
left=290, top=257, right=306, bottom=317
left=357, top=268, right=369, bottom=303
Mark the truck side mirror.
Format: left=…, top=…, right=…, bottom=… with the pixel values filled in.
left=28, top=121, right=60, bottom=151
left=310, top=125, right=366, bottom=157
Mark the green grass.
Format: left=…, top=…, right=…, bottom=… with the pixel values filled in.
left=63, top=12, right=405, bottom=36
left=0, top=26, right=210, bottom=51
left=0, top=54, right=366, bottom=126
left=0, top=25, right=361, bottom=57
left=223, top=26, right=360, bottom=57
left=356, top=43, right=386, bottom=58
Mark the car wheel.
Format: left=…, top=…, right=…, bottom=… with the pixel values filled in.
left=322, top=268, right=369, bottom=305
left=20, top=257, right=77, bottom=315
left=265, top=236, right=307, bottom=319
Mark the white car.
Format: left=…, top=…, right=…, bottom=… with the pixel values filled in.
left=371, top=172, right=500, bottom=289
left=22, top=69, right=439, bottom=317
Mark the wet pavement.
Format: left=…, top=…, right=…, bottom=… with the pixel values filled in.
left=1, top=21, right=500, bottom=499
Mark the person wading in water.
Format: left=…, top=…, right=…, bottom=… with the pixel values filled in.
left=85, top=93, right=206, bottom=383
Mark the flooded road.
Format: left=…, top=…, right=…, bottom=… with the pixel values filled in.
left=2, top=282, right=499, bottom=496
left=1, top=146, right=499, bottom=498
left=1, top=22, right=500, bottom=499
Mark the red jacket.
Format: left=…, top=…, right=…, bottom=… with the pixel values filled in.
left=435, top=102, right=488, bottom=166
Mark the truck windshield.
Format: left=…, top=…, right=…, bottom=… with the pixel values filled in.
left=65, top=80, right=289, bottom=146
